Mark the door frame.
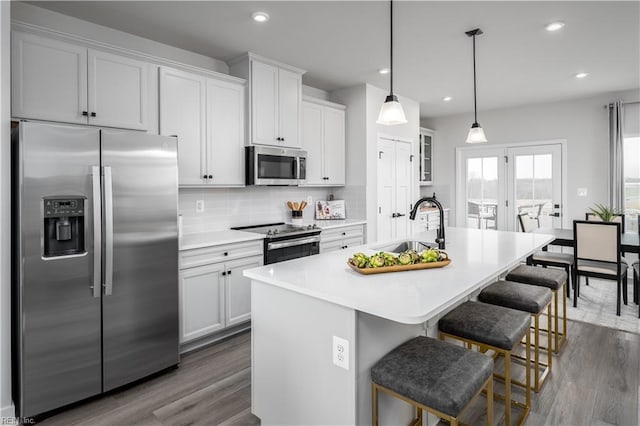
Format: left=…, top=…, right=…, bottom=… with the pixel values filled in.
left=456, top=139, right=568, bottom=230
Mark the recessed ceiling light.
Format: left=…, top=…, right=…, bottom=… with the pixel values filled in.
left=545, top=21, right=565, bottom=32
left=442, top=96, right=453, bottom=102
left=575, top=72, right=589, bottom=79
left=252, top=12, right=270, bottom=23
left=378, top=68, right=390, bottom=75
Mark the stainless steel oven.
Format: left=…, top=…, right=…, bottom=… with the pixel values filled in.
left=231, top=223, right=321, bottom=265
left=245, top=146, right=306, bottom=186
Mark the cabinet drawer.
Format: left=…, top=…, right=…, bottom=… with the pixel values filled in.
left=320, top=225, right=364, bottom=242
left=343, top=237, right=364, bottom=250
left=180, top=240, right=263, bottom=269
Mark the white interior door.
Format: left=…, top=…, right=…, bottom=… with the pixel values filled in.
left=377, top=137, right=414, bottom=241
left=507, top=144, right=563, bottom=230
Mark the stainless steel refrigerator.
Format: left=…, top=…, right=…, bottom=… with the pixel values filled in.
left=12, top=121, right=180, bottom=418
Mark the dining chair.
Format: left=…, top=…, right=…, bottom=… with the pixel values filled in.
left=573, top=220, right=628, bottom=316
left=468, top=201, right=495, bottom=229
left=518, top=213, right=574, bottom=298
left=585, top=213, right=625, bottom=233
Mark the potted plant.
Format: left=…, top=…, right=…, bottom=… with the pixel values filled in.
left=588, top=203, right=622, bottom=222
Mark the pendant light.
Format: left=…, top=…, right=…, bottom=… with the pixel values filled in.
left=465, top=28, right=487, bottom=143
left=377, top=0, right=407, bottom=125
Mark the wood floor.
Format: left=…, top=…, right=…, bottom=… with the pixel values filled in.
left=38, top=320, right=639, bottom=426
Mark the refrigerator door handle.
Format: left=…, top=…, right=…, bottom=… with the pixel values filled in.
left=91, top=166, right=102, bottom=298
left=103, top=165, right=114, bottom=296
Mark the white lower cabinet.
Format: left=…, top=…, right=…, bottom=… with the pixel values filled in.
left=179, top=241, right=263, bottom=344
left=319, top=224, right=365, bottom=253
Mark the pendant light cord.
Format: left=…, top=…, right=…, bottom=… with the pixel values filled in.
left=390, top=0, right=393, bottom=95
left=472, top=33, right=478, bottom=123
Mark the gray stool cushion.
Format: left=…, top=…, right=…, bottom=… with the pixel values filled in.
left=532, top=251, right=574, bottom=265
left=439, top=301, right=530, bottom=351
left=506, top=264, right=567, bottom=291
left=371, top=336, right=493, bottom=417
left=478, top=280, right=552, bottom=314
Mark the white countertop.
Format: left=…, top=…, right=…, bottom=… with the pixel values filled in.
left=244, top=227, right=555, bottom=324
left=180, top=230, right=264, bottom=251
left=287, top=218, right=367, bottom=229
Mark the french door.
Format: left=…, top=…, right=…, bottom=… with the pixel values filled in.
left=457, top=143, right=564, bottom=231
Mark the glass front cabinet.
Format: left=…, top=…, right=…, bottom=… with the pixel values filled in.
left=419, top=127, right=435, bottom=185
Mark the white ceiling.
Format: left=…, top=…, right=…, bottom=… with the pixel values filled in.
left=28, top=1, right=640, bottom=118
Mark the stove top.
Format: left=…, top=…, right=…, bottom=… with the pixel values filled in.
left=232, top=222, right=321, bottom=238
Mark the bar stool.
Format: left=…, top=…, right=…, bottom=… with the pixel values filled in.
left=371, top=336, right=494, bottom=426
left=506, top=264, right=568, bottom=353
left=478, top=280, right=553, bottom=392
left=439, top=301, right=531, bottom=426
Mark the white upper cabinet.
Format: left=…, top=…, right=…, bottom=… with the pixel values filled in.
left=159, top=67, right=246, bottom=187
left=277, top=68, right=302, bottom=148
left=419, top=127, right=435, bottom=185
left=229, top=53, right=305, bottom=149
left=12, top=31, right=149, bottom=131
left=159, top=68, right=207, bottom=186
left=12, top=32, right=88, bottom=124
left=88, top=49, right=149, bottom=130
left=207, top=78, right=245, bottom=186
left=301, top=98, right=346, bottom=186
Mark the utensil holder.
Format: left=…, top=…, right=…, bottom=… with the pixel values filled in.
left=291, top=210, right=303, bottom=225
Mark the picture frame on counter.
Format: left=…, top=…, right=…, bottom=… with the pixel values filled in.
left=315, top=200, right=346, bottom=220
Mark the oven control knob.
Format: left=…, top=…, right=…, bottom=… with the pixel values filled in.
left=273, top=229, right=279, bottom=234
left=267, top=230, right=273, bottom=235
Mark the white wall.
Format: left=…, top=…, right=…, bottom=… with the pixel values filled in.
left=332, top=84, right=420, bottom=242
left=1, top=0, right=13, bottom=418
left=422, top=88, right=640, bottom=226
left=11, top=2, right=229, bottom=74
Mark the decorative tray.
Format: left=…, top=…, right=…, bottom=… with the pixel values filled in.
left=347, top=258, right=451, bottom=275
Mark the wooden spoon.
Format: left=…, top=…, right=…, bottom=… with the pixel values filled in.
left=287, top=201, right=294, bottom=210
left=293, top=202, right=300, bottom=211
left=300, top=201, right=307, bottom=210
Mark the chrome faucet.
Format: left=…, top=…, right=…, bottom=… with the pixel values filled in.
left=409, top=193, right=445, bottom=249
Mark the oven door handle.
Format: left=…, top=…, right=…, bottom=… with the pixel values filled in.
left=267, top=235, right=321, bottom=250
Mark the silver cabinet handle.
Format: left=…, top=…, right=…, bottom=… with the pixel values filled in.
left=103, top=166, right=114, bottom=296
left=267, top=235, right=321, bottom=250
left=91, top=166, right=101, bottom=298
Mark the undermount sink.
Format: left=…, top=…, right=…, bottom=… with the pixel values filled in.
left=375, top=240, right=436, bottom=253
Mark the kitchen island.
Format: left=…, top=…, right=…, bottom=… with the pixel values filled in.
left=244, top=227, right=554, bottom=425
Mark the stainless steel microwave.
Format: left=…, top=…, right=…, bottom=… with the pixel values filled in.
left=245, top=146, right=306, bottom=186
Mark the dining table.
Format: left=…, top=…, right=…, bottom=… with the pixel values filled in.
left=534, top=227, right=640, bottom=254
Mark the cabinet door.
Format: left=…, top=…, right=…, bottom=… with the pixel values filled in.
left=207, top=78, right=245, bottom=186
left=88, top=49, right=149, bottom=130
left=159, top=68, right=207, bottom=186
left=225, top=256, right=262, bottom=327
left=301, top=102, right=324, bottom=185
left=251, top=61, right=279, bottom=145
left=320, top=239, right=344, bottom=253
left=12, top=31, right=88, bottom=124
left=179, top=263, right=226, bottom=343
left=323, top=107, right=346, bottom=186
left=277, top=68, right=302, bottom=148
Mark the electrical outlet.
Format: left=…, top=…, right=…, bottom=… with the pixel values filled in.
left=332, top=336, right=349, bottom=370
left=307, top=195, right=313, bottom=206
left=195, top=200, right=205, bottom=213
left=577, top=188, right=588, bottom=197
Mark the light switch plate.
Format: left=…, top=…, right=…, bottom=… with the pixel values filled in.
left=196, top=200, right=205, bottom=213
left=577, top=188, right=588, bottom=197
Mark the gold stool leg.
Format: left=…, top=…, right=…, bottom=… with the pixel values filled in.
left=563, top=282, right=567, bottom=340
left=372, top=383, right=378, bottom=426
left=534, top=313, right=540, bottom=391
left=525, top=332, right=531, bottom=410
left=486, top=376, right=494, bottom=426
left=548, top=304, right=553, bottom=372
left=554, top=290, right=560, bottom=354
left=504, top=350, right=511, bottom=426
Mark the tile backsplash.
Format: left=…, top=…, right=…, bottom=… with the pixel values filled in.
left=179, top=186, right=361, bottom=233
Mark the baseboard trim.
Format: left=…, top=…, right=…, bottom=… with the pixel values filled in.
left=1, top=403, right=16, bottom=418
left=180, top=322, right=251, bottom=355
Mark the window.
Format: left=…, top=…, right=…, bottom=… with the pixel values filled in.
left=624, top=136, right=640, bottom=232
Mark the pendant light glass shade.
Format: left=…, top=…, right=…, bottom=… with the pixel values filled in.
left=465, top=28, right=487, bottom=143
left=377, top=94, right=408, bottom=125
left=377, top=0, right=407, bottom=126
left=465, top=122, right=488, bottom=143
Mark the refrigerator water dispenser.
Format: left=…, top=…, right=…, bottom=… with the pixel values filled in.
left=43, top=196, right=86, bottom=257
